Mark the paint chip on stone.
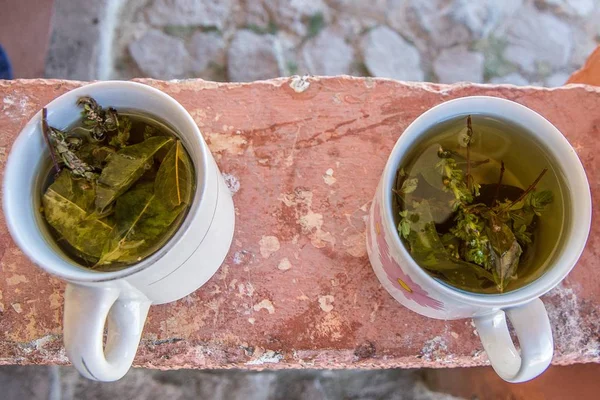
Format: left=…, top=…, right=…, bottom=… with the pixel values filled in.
left=278, top=257, right=292, bottom=271
left=259, top=235, right=280, bottom=258
left=289, top=75, right=310, bottom=93
left=246, top=349, right=283, bottom=365
left=322, top=168, right=336, bottom=185
left=254, top=299, right=275, bottom=314
left=12, top=303, right=22, bottom=313
left=318, top=295, right=334, bottom=312
left=222, top=172, right=240, bottom=194
left=7, top=274, right=28, bottom=286
left=421, top=336, right=448, bottom=361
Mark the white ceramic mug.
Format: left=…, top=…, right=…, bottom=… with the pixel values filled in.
left=367, top=96, right=591, bottom=383
left=3, top=81, right=235, bottom=381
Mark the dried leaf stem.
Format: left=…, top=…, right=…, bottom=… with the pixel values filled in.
left=493, top=161, right=505, bottom=205
left=503, top=168, right=548, bottom=211
left=41, top=108, right=61, bottom=174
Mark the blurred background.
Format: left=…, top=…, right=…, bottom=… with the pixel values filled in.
left=2, top=0, right=599, bottom=84
left=1, top=0, right=599, bottom=399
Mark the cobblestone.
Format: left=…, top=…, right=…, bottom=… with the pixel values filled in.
left=361, top=26, right=424, bottom=81
left=302, top=28, right=354, bottom=75
left=0, top=366, right=461, bottom=400
left=433, top=45, right=485, bottom=83
left=47, top=0, right=599, bottom=85
left=129, top=29, right=191, bottom=79
left=227, top=30, right=280, bottom=82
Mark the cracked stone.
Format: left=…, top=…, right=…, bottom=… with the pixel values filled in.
left=433, top=46, right=484, bottom=83
left=129, top=30, right=190, bottom=79
left=188, top=31, right=226, bottom=78
left=501, top=6, right=573, bottom=74
left=302, top=29, right=354, bottom=76
left=361, top=26, right=423, bottom=82
left=145, top=0, right=233, bottom=29
left=228, top=30, right=280, bottom=82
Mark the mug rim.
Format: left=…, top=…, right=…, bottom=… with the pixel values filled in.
left=381, top=96, right=592, bottom=307
left=2, top=80, right=209, bottom=282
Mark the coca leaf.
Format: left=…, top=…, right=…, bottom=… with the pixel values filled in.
left=42, top=171, right=112, bottom=258
left=95, top=136, right=173, bottom=212
left=108, top=115, right=132, bottom=149
left=96, top=182, right=184, bottom=265
left=486, top=218, right=523, bottom=291
left=154, top=140, right=193, bottom=209
left=404, top=201, right=494, bottom=289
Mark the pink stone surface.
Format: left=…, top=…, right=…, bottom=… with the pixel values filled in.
left=0, top=78, right=598, bottom=369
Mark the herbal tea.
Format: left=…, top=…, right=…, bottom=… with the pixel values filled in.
left=40, top=97, right=195, bottom=271
left=394, top=115, right=566, bottom=294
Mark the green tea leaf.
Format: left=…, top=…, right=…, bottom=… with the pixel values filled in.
left=398, top=217, right=411, bottom=239
left=514, top=224, right=532, bottom=245
left=486, top=217, right=522, bottom=291
left=76, top=143, right=116, bottom=169
left=95, top=136, right=173, bottom=212
left=154, top=140, right=193, bottom=209
left=528, top=189, right=553, bottom=215
left=144, top=125, right=158, bottom=139
left=400, top=177, right=418, bottom=194
left=48, top=126, right=97, bottom=180
left=403, top=200, right=494, bottom=289
left=77, top=96, right=119, bottom=141
left=42, top=171, right=112, bottom=258
left=109, top=116, right=132, bottom=149
left=96, top=182, right=184, bottom=265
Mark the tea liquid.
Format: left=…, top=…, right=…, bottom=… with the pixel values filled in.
left=396, top=115, right=568, bottom=293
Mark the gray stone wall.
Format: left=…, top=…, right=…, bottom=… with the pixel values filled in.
left=46, top=0, right=600, bottom=85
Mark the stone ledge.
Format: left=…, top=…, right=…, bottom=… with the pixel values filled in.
left=0, top=77, right=599, bottom=369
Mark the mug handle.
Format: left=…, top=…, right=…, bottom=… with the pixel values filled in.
left=473, top=298, right=553, bottom=383
left=63, top=283, right=151, bottom=381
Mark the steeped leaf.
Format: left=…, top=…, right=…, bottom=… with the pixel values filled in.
left=77, top=96, right=119, bottom=141
left=154, top=140, right=194, bottom=209
left=96, top=182, right=184, bottom=265
left=144, top=125, right=158, bottom=139
left=42, top=171, right=112, bottom=258
left=528, top=189, right=553, bottom=215
left=108, top=115, right=132, bottom=149
left=47, top=126, right=96, bottom=180
left=403, top=201, right=494, bottom=289
left=486, top=217, right=522, bottom=291
left=95, top=136, right=173, bottom=212
left=400, top=177, right=418, bottom=194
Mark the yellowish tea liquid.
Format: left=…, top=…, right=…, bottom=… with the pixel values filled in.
left=37, top=111, right=195, bottom=272
left=396, top=115, right=568, bottom=294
